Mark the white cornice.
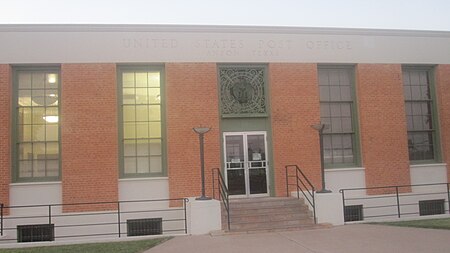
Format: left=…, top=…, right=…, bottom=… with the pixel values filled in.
left=0, top=24, right=450, bottom=37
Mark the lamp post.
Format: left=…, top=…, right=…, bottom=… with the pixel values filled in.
left=311, top=123, right=332, bottom=193
left=193, top=127, right=212, bottom=200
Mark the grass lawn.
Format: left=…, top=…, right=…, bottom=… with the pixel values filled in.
left=374, top=217, right=450, bottom=230
left=0, top=237, right=171, bottom=253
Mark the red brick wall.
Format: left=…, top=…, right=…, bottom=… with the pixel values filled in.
left=61, top=64, right=118, bottom=211
left=166, top=63, right=221, bottom=200
left=0, top=65, right=11, bottom=210
left=356, top=64, right=410, bottom=193
left=269, top=63, right=322, bottom=196
left=435, top=65, right=450, bottom=183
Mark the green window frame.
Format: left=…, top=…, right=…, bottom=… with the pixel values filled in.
left=318, top=65, right=360, bottom=168
left=12, top=67, right=61, bottom=182
left=118, top=66, right=166, bottom=178
left=402, top=66, right=441, bottom=163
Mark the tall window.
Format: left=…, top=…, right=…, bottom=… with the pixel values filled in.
left=14, top=68, right=60, bottom=181
left=318, top=66, right=359, bottom=167
left=119, top=67, right=165, bottom=177
left=403, top=67, right=439, bottom=161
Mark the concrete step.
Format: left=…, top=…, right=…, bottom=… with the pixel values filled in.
left=221, top=197, right=317, bottom=232
left=228, top=197, right=308, bottom=209
left=225, top=212, right=311, bottom=224
left=213, top=223, right=333, bottom=236
left=230, top=219, right=315, bottom=231
left=227, top=205, right=310, bottom=216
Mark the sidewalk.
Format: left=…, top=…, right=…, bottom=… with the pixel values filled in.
left=146, top=224, right=450, bottom=253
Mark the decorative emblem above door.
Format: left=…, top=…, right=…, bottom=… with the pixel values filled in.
left=219, top=67, right=267, bottom=117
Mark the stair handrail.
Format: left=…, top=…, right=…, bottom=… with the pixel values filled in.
left=212, top=168, right=230, bottom=230
left=285, top=165, right=316, bottom=224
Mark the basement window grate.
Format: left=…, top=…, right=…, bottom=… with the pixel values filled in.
left=127, top=218, right=163, bottom=236
left=344, top=205, right=363, bottom=222
left=17, top=224, right=54, bottom=243
left=419, top=199, right=445, bottom=216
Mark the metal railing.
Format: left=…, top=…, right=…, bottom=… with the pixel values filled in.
left=0, top=198, right=188, bottom=242
left=212, top=168, right=230, bottom=230
left=340, top=183, right=450, bottom=223
left=285, top=165, right=316, bottom=224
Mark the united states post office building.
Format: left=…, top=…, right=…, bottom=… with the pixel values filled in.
left=0, top=25, right=450, bottom=241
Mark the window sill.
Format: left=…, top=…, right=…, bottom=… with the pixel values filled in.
left=119, top=177, right=168, bottom=182
left=410, top=163, right=447, bottom=168
left=10, top=181, right=61, bottom=187
left=325, top=167, right=365, bottom=172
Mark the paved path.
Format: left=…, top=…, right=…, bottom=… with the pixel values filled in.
left=146, top=224, right=450, bottom=253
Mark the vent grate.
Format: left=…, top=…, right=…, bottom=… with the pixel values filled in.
left=127, top=218, right=163, bottom=236
left=344, top=205, right=363, bottom=222
left=419, top=199, right=445, bottom=216
left=17, top=224, right=54, bottom=243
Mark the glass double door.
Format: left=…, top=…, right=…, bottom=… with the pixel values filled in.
left=224, top=132, right=269, bottom=197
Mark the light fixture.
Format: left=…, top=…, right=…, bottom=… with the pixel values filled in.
left=43, top=116, right=59, bottom=123
left=47, top=74, right=57, bottom=84
left=311, top=123, right=331, bottom=193
left=193, top=126, right=212, bottom=200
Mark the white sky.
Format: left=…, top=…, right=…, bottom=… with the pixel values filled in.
left=1, top=0, right=450, bottom=31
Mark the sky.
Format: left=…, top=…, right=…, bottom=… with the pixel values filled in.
left=1, top=0, right=450, bottom=31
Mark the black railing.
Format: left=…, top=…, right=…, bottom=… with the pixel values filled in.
left=340, top=183, right=450, bottom=223
left=212, top=168, right=230, bottom=231
left=0, top=198, right=188, bottom=242
left=285, top=165, right=316, bottom=224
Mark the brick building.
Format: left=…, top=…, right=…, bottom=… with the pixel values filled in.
left=0, top=25, right=449, bottom=241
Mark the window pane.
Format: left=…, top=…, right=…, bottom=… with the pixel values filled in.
left=124, top=157, right=137, bottom=174
left=340, top=86, right=351, bottom=101
left=136, top=140, right=149, bottom=156
left=45, top=73, right=58, bottom=89
left=19, top=125, right=32, bottom=142
left=136, top=105, right=149, bottom=121
left=319, top=86, right=330, bottom=101
left=32, top=107, right=46, bottom=124
left=46, top=142, right=59, bottom=157
left=18, top=90, right=32, bottom=106
left=121, top=69, right=163, bottom=176
left=150, top=156, right=162, bottom=173
left=150, top=139, right=162, bottom=156
left=32, top=125, right=46, bottom=142
left=329, top=86, right=341, bottom=101
left=331, top=117, right=342, bottom=132
left=15, top=69, right=60, bottom=180
left=320, top=104, right=330, bottom=117
left=18, top=73, right=32, bottom=89
left=123, top=88, right=135, bottom=104
left=19, top=143, right=32, bottom=160
left=148, top=72, right=160, bottom=87
left=19, top=161, right=32, bottom=178
left=124, top=140, right=136, bottom=156
left=149, top=122, right=161, bottom=138
left=124, top=123, right=136, bottom=139
left=135, top=73, right=148, bottom=87
left=148, top=88, right=160, bottom=104
left=136, top=122, right=149, bottom=138
left=32, top=72, right=45, bottom=89
left=46, top=160, right=59, bottom=177
left=122, top=73, right=135, bottom=87
left=403, top=68, right=435, bottom=161
left=135, top=88, right=148, bottom=104
left=137, top=157, right=149, bottom=173
left=46, top=125, right=58, bottom=142
left=123, top=105, right=136, bottom=122
left=149, top=105, right=161, bottom=121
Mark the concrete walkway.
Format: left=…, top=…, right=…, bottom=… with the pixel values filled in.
left=146, top=224, right=450, bottom=253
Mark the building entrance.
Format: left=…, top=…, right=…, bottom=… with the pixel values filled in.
left=223, top=131, right=269, bottom=197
